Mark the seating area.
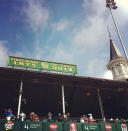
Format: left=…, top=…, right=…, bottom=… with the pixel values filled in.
left=0, top=68, right=128, bottom=131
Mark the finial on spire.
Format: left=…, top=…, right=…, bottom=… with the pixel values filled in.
left=107, top=26, right=112, bottom=39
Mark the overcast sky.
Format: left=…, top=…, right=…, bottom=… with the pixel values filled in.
left=0, top=0, right=128, bottom=79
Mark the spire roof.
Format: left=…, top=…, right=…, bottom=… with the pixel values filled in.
left=107, top=26, right=122, bottom=61
left=110, top=38, right=122, bottom=60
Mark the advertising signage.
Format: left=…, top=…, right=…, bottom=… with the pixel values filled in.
left=8, top=56, right=77, bottom=74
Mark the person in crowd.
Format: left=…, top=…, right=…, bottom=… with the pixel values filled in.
left=5, top=109, right=15, bottom=121
left=34, top=114, right=40, bottom=121
left=58, top=113, right=62, bottom=121
left=83, top=115, right=88, bottom=123
left=19, top=111, right=26, bottom=121
left=80, top=116, right=85, bottom=123
left=88, top=114, right=95, bottom=123
left=62, top=113, right=68, bottom=122
left=67, top=113, right=71, bottom=121
left=30, top=112, right=36, bottom=121
left=30, top=112, right=39, bottom=121
left=114, top=117, right=120, bottom=123
left=110, top=118, right=114, bottom=123
left=48, top=112, right=52, bottom=121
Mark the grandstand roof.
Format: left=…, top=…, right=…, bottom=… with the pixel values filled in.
left=0, top=67, right=128, bottom=118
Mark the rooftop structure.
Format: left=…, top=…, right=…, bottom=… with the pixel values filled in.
left=107, top=28, right=128, bottom=80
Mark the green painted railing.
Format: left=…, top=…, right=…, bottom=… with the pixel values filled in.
left=0, top=120, right=127, bottom=131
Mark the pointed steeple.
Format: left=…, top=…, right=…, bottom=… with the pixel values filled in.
left=107, top=26, right=128, bottom=80
left=107, top=26, right=122, bottom=61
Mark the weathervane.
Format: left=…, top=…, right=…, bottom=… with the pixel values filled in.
left=106, top=0, right=128, bottom=61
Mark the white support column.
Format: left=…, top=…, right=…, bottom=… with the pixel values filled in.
left=62, top=84, right=65, bottom=114
left=17, top=80, right=23, bottom=118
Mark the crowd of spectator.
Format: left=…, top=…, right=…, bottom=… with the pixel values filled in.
left=80, top=114, right=95, bottom=123
left=3, top=108, right=101, bottom=123
left=4, top=109, right=127, bottom=123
